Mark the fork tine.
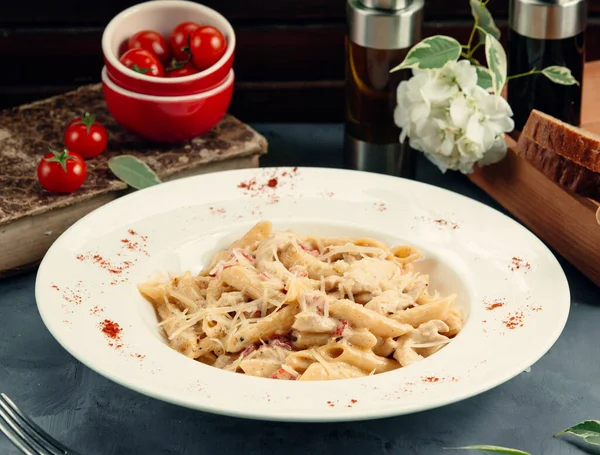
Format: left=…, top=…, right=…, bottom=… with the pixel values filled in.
left=0, top=407, right=47, bottom=455
left=0, top=421, right=38, bottom=455
left=0, top=395, right=66, bottom=455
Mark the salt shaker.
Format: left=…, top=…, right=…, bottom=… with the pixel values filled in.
left=508, top=0, right=587, bottom=131
left=344, top=0, right=424, bottom=177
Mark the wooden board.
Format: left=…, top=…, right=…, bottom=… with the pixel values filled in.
left=468, top=61, right=600, bottom=287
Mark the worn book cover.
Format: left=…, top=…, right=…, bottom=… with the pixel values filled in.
left=0, top=84, right=268, bottom=275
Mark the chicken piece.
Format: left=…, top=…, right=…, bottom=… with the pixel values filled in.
left=393, top=320, right=450, bottom=366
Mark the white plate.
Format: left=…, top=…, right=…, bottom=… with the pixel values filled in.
left=35, top=167, right=570, bottom=422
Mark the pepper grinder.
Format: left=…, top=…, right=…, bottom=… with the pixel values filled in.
left=508, top=0, right=587, bottom=131
left=344, top=0, right=424, bottom=178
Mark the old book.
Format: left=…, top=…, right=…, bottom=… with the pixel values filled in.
left=0, top=84, right=268, bottom=276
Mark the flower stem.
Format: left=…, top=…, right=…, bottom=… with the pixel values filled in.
left=460, top=52, right=481, bottom=66
left=467, top=41, right=484, bottom=58
left=466, top=16, right=480, bottom=54
left=475, top=25, right=489, bottom=36
left=507, top=68, right=542, bottom=80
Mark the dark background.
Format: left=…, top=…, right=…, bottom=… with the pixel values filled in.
left=1, top=0, right=599, bottom=122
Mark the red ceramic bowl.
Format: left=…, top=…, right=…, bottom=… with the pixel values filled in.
left=102, top=66, right=234, bottom=143
left=102, top=0, right=235, bottom=96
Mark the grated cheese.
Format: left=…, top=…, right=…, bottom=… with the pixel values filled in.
left=411, top=339, right=451, bottom=349
left=321, top=244, right=386, bottom=260
left=281, top=364, right=300, bottom=378
left=169, top=290, right=198, bottom=310
left=168, top=309, right=207, bottom=340
left=312, top=349, right=337, bottom=377
left=262, top=288, right=268, bottom=317
left=158, top=308, right=188, bottom=327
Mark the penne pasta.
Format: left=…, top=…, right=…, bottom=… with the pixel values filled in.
left=238, top=358, right=282, bottom=378
left=390, top=295, right=456, bottom=327
left=372, top=337, right=399, bottom=358
left=317, top=343, right=399, bottom=374
left=139, top=221, right=463, bottom=381
left=279, top=244, right=341, bottom=279
left=285, top=349, right=317, bottom=373
left=441, top=308, right=463, bottom=337
left=204, top=221, right=273, bottom=273
left=328, top=299, right=413, bottom=338
left=291, top=331, right=331, bottom=350
left=394, top=320, right=450, bottom=367
left=221, top=266, right=268, bottom=300
left=225, top=304, right=298, bottom=352
left=391, top=245, right=423, bottom=264
left=298, top=360, right=367, bottom=381
left=344, top=327, right=378, bottom=350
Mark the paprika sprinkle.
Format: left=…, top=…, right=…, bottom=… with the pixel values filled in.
left=100, top=319, right=122, bottom=339
left=485, top=299, right=505, bottom=311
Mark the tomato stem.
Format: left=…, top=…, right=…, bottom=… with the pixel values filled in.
left=76, top=112, right=96, bottom=134
left=131, top=64, right=151, bottom=74
left=165, top=58, right=187, bottom=72
left=181, top=35, right=192, bottom=58
left=45, top=148, right=76, bottom=173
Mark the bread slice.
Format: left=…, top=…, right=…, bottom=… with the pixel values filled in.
left=516, top=134, right=600, bottom=201
left=521, top=110, right=600, bottom=173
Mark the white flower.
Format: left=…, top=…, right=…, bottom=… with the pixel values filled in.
left=439, top=60, right=478, bottom=92
left=394, top=59, right=514, bottom=174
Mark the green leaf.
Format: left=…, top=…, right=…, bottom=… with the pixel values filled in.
left=449, top=445, right=531, bottom=455
left=470, top=0, right=501, bottom=43
left=390, top=36, right=461, bottom=72
left=107, top=155, right=162, bottom=190
left=476, top=66, right=493, bottom=90
left=541, top=65, right=580, bottom=86
left=555, top=420, right=600, bottom=446
left=485, top=33, right=507, bottom=96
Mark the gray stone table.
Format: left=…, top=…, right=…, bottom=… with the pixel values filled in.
left=1, top=124, right=599, bottom=455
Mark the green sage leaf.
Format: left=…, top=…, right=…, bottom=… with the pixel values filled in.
left=541, top=65, right=580, bottom=86
left=390, top=36, right=461, bottom=72
left=449, top=445, right=531, bottom=455
left=107, top=155, right=162, bottom=190
left=470, top=0, right=501, bottom=43
left=476, top=66, right=493, bottom=90
left=485, top=33, right=507, bottom=97
left=555, top=420, right=600, bottom=446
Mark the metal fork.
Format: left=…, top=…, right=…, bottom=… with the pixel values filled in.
left=0, top=393, right=82, bottom=455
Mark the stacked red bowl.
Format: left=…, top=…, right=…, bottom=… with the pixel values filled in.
left=101, top=0, right=235, bottom=143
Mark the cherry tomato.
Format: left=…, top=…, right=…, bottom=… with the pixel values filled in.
left=169, top=21, right=200, bottom=61
left=63, top=113, right=108, bottom=159
left=128, top=30, right=171, bottom=63
left=189, top=26, right=226, bottom=71
left=165, top=60, right=199, bottom=78
left=120, top=49, right=164, bottom=77
left=37, top=149, right=87, bottom=193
